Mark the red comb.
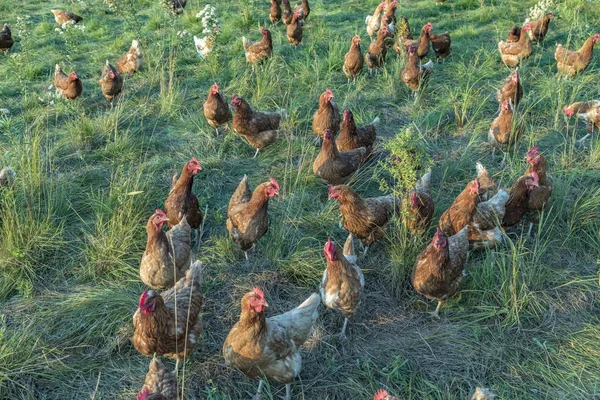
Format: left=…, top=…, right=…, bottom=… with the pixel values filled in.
left=374, top=389, right=389, bottom=400
left=528, top=146, right=539, bottom=156
left=191, top=156, right=200, bottom=164
left=253, top=287, right=265, bottom=299
left=139, top=289, right=149, bottom=309
left=155, top=209, right=166, bottom=217
left=269, top=178, right=280, bottom=192
left=137, top=388, right=149, bottom=400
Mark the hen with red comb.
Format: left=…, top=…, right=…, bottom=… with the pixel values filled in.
left=98, top=60, right=123, bottom=102
left=203, top=82, right=232, bottom=135
left=164, top=158, right=203, bottom=230
left=313, top=128, right=366, bottom=185
left=242, top=27, right=273, bottom=64
left=498, top=23, right=532, bottom=68
left=336, top=109, right=379, bottom=153
left=555, top=33, right=599, bottom=76
left=140, top=209, right=191, bottom=289
left=226, top=175, right=280, bottom=259
left=54, top=64, right=82, bottom=100
left=374, top=389, right=400, bottom=400
left=402, top=168, right=434, bottom=235
left=223, top=288, right=320, bottom=400
left=313, top=89, right=341, bottom=139
left=524, top=146, right=552, bottom=237
left=320, top=236, right=364, bottom=339
left=132, top=260, right=203, bottom=359
left=412, top=225, right=469, bottom=319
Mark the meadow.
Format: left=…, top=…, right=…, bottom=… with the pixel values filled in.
left=0, top=0, right=599, bottom=398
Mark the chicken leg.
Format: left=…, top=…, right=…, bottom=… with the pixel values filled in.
left=285, top=383, right=291, bottom=400
left=253, top=148, right=260, bottom=158
left=339, top=317, right=349, bottom=340
left=428, top=300, right=443, bottom=320
left=252, top=380, right=264, bottom=400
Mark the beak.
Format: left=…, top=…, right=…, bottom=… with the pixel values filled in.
left=262, top=300, right=269, bottom=308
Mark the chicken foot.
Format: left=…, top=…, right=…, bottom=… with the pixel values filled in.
left=252, top=380, right=264, bottom=400
left=244, top=243, right=256, bottom=261
left=253, top=148, right=261, bottom=158
left=285, top=383, right=291, bottom=400
left=428, top=300, right=443, bottom=320
left=339, top=317, right=349, bottom=340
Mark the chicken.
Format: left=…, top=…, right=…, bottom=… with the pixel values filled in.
left=496, top=68, right=523, bottom=107
left=468, top=187, right=509, bottom=250
left=0, top=24, right=14, bottom=55
left=392, top=16, right=413, bottom=55
left=313, top=129, right=366, bottom=185
left=226, top=176, right=280, bottom=259
left=336, top=110, right=378, bottom=153
left=132, top=260, right=203, bottom=359
left=555, top=33, right=599, bottom=76
left=328, top=184, right=398, bottom=254
left=242, top=27, right=273, bottom=64
left=401, top=44, right=434, bottom=92
left=231, top=95, right=284, bottom=157
left=498, top=23, right=532, bottom=68
left=438, top=179, right=480, bottom=236
left=222, top=288, right=320, bottom=400
left=194, top=35, right=213, bottom=58
left=402, top=22, right=432, bottom=59
left=137, top=358, right=177, bottom=400
left=0, top=167, right=16, bottom=188
left=475, top=161, right=497, bottom=201
left=164, top=0, right=187, bottom=14
left=411, top=227, right=469, bottom=319
left=282, top=0, right=293, bottom=25
left=343, top=35, right=364, bottom=82
left=312, top=88, right=341, bottom=139
left=51, top=9, right=83, bottom=25
left=365, top=26, right=391, bottom=74
left=488, top=99, right=522, bottom=151
left=320, top=236, right=364, bottom=339
left=365, top=2, right=386, bottom=39
left=502, top=172, right=539, bottom=228
left=203, top=83, right=232, bottom=135
left=294, top=0, right=310, bottom=20
left=563, top=101, right=600, bottom=142
left=116, top=39, right=144, bottom=74
left=286, top=10, right=303, bottom=47
left=525, top=146, right=552, bottom=236
left=402, top=168, right=434, bottom=235
left=469, top=387, right=496, bottom=400
left=374, top=389, right=400, bottom=400
left=98, top=60, right=123, bottom=103
left=270, top=0, right=282, bottom=24
left=140, top=210, right=191, bottom=290
left=54, top=64, right=83, bottom=100
left=382, top=1, right=398, bottom=27
left=165, top=157, right=203, bottom=230
left=429, top=30, right=451, bottom=61
left=525, top=12, right=553, bottom=42
left=507, top=26, right=521, bottom=43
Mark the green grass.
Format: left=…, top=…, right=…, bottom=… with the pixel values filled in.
left=1, top=0, right=599, bottom=398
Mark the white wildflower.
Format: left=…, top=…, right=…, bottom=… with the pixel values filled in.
left=528, top=0, right=555, bottom=20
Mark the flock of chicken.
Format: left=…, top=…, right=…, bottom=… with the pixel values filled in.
left=1, top=0, right=599, bottom=399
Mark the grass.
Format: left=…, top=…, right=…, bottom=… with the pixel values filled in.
left=0, top=0, right=599, bottom=398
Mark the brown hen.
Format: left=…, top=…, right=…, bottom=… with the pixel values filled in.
left=223, top=288, right=320, bottom=400
left=203, top=83, right=232, bottom=135
left=132, top=260, right=203, bottom=359
left=438, top=179, right=480, bottom=236
left=117, top=40, right=144, bottom=74
left=313, top=129, right=366, bottom=185
left=51, top=9, right=83, bottom=25
left=329, top=184, right=399, bottom=254
left=555, top=33, right=599, bottom=76
left=336, top=109, right=378, bottom=153
left=140, top=210, right=191, bottom=290
left=402, top=168, right=434, bottom=235
left=401, top=44, right=433, bottom=92
left=412, top=227, right=469, bottom=319
left=313, top=88, right=341, bottom=139
left=226, top=176, right=279, bottom=259
left=98, top=60, right=123, bottom=103
left=320, top=236, right=364, bottom=339
left=137, top=358, right=177, bottom=400
left=525, top=12, right=553, bottom=42
left=343, top=35, right=364, bottom=82
left=286, top=10, right=303, bottom=47
left=242, top=28, right=273, bottom=64
left=498, top=24, right=532, bottom=68
left=54, top=64, right=83, bottom=100
left=0, top=24, right=14, bottom=54
left=231, top=95, right=284, bottom=157
left=165, top=157, right=203, bottom=230
left=496, top=68, right=523, bottom=107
